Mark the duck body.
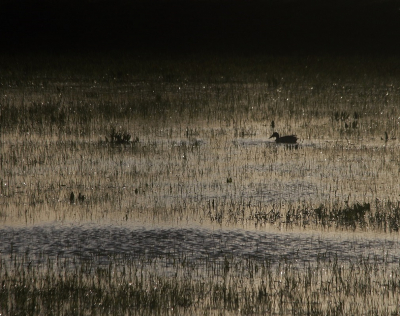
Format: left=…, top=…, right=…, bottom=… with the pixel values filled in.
left=269, top=132, right=298, bottom=144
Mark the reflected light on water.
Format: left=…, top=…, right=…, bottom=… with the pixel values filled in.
left=1, top=223, right=399, bottom=269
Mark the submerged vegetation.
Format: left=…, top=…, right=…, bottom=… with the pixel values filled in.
left=1, top=53, right=400, bottom=314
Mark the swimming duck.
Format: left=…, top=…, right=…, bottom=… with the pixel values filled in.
left=269, top=132, right=298, bottom=144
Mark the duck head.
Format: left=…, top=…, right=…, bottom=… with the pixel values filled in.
left=269, top=132, right=280, bottom=139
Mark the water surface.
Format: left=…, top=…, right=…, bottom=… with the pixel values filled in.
left=1, top=223, right=399, bottom=269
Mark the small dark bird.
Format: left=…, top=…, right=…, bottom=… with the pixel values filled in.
left=382, top=131, right=389, bottom=142
left=69, top=192, right=75, bottom=204
left=269, top=132, right=298, bottom=144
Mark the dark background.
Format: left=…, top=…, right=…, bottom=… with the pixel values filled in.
left=1, top=0, right=400, bottom=55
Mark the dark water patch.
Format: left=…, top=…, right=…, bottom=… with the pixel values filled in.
left=1, top=224, right=399, bottom=269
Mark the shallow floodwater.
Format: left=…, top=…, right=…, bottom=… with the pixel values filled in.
left=1, top=223, right=399, bottom=269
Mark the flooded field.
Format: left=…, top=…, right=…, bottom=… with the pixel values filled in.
left=1, top=54, right=400, bottom=314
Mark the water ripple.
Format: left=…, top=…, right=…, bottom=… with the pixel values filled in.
left=1, top=224, right=399, bottom=267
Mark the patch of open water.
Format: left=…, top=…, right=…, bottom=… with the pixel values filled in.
left=1, top=223, right=399, bottom=269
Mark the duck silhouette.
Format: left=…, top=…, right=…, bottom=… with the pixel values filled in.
left=269, top=132, right=298, bottom=144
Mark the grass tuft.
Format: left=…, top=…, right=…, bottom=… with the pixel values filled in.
left=105, top=127, right=138, bottom=145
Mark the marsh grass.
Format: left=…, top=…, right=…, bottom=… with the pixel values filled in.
left=105, top=127, right=139, bottom=145
left=1, top=252, right=400, bottom=315
left=2, top=125, right=400, bottom=230
left=2, top=53, right=400, bottom=314
left=1, top=54, right=400, bottom=229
